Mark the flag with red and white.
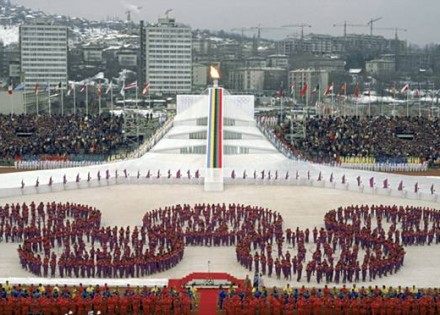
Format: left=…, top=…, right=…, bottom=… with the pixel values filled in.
left=142, top=81, right=151, bottom=95
left=354, top=83, right=360, bottom=97
left=400, top=83, right=410, bottom=94
left=66, top=83, right=75, bottom=96
left=299, top=82, right=308, bottom=97
left=34, top=83, right=40, bottom=96
left=80, top=83, right=87, bottom=93
left=124, top=81, right=138, bottom=91
left=337, top=83, right=346, bottom=96
left=324, top=83, right=333, bottom=96
left=312, top=84, right=320, bottom=95
left=290, top=83, right=295, bottom=96
left=7, top=78, right=13, bottom=95
left=97, top=81, right=102, bottom=97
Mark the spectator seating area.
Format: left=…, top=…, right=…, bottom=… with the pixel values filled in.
left=266, top=115, right=440, bottom=168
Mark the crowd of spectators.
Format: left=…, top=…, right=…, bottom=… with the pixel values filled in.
left=271, top=115, right=440, bottom=165
left=0, top=281, right=194, bottom=314
left=0, top=113, right=128, bottom=162
left=219, top=283, right=440, bottom=314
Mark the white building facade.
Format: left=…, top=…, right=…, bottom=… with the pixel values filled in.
left=19, top=19, right=68, bottom=91
left=145, top=18, right=192, bottom=95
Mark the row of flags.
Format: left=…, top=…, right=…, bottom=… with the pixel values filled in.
left=3, top=80, right=151, bottom=97
left=279, top=82, right=427, bottom=98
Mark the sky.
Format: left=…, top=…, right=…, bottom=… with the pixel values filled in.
left=13, top=0, right=440, bottom=47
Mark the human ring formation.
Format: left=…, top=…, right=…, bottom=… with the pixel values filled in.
left=0, top=202, right=438, bottom=283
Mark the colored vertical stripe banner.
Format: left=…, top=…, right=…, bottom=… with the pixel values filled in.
left=206, top=87, right=223, bottom=168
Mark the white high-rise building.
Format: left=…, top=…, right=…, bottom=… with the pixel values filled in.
left=145, top=17, right=192, bottom=95
left=19, top=19, right=68, bottom=91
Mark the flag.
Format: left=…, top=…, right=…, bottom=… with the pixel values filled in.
left=414, top=182, right=419, bottom=193
left=34, top=83, right=40, bottom=96
left=44, top=82, right=50, bottom=92
left=80, top=83, right=87, bottom=93
left=312, top=84, right=320, bottom=95
left=369, top=177, right=374, bottom=188
left=413, top=89, right=420, bottom=97
left=354, top=83, right=360, bottom=97
left=7, top=78, right=13, bottom=95
left=324, top=83, right=333, bottom=96
left=337, top=83, right=346, bottom=96
left=105, top=83, right=112, bottom=95
left=290, top=83, right=295, bottom=96
left=275, top=86, right=284, bottom=97
left=97, top=81, right=102, bottom=97
left=299, top=82, right=308, bottom=97
left=383, top=179, right=388, bottom=189
left=63, top=175, right=67, bottom=184
left=124, top=81, right=138, bottom=91
left=120, top=82, right=125, bottom=96
left=400, top=83, right=409, bottom=94
left=14, top=82, right=26, bottom=91
left=398, top=180, right=403, bottom=191
left=55, top=82, right=62, bottom=91
left=66, top=83, right=74, bottom=96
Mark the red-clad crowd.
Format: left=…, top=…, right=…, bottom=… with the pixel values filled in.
left=0, top=281, right=194, bottom=315
left=0, top=202, right=439, bottom=285
left=220, top=284, right=440, bottom=315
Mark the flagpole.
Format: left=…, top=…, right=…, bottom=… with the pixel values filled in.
left=10, top=92, right=13, bottom=115
left=48, top=82, right=51, bottom=115
left=99, top=87, right=102, bottom=114
left=61, top=87, right=64, bottom=115
left=85, top=81, right=89, bottom=115
left=72, top=83, right=76, bottom=114
left=36, top=91, right=39, bottom=115
left=406, top=89, right=409, bottom=117
left=343, top=82, right=347, bottom=116
left=23, top=90, right=27, bottom=115
left=110, top=83, right=114, bottom=111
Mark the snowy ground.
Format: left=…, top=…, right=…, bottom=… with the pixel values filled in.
left=0, top=184, right=439, bottom=289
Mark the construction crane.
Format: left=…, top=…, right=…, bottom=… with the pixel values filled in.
left=165, top=9, right=173, bottom=19
left=367, top=17, right=383, bottom=35
left=375, top=27, right=407, bottom=40
left=333, top=21, right=367, bottom=37
left=231, top=27, right=254, bottom=38
left=282, top=23, right=311, bottom=40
